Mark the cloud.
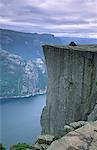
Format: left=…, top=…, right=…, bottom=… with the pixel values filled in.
left=0, top=0, right=97, bottom=38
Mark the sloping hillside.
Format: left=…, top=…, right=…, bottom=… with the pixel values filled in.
left=0, top=49, right=47, bottom=98
left=0, top=29, right=62, bottom=60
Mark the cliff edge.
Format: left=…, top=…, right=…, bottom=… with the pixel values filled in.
left=41, top=44, right=97, bottom=136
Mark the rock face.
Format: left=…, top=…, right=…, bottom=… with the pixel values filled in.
left=0, top=49, right=47, bottom=98
left=47, top=121, right=97, bottom=150
left=88, top=104, right=97, bottom=121
left=41, top=44, right=97, bottom=136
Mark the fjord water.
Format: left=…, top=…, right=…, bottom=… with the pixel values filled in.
left=0, top=94, right=46, bottom=149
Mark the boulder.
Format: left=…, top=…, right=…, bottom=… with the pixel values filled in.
left=40, top=144, right=49, bottom=150
left=69, top=121, right=87, bottom=129
left=47, top=121, right=97, bottom=150
left=64, top=125, right=74, bottom=134
left=32, top=143, right=43, bottom=150
left=37, top=134, right=56, bottom=145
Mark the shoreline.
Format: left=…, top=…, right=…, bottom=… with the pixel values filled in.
left=0, top=91, right=46, bottom=100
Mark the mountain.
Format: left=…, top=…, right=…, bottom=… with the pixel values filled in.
left=0, top=49, right=47, bottom=98
left=0, top=29, right=62, bottom=60
left=0, top=29, right=96, bottom=98
left=0, top=29, right=96, bottom=60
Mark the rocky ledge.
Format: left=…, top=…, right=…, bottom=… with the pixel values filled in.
left=32, top=121, right=97, bottom=150
left=31, top=134, right=57, bottom=150
left=47, top=121, right=97, bottom=150
left=11, top=120, right=97, bottom=150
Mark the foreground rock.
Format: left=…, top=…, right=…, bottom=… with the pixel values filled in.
left=47, top=121, right=97, bottom=150
left=37, top=134, right=56, bottom=145
left=10, top=135, right=56, bottom=150
left=31, top=134, right=56, bottom=150
left=69, top=121, right=88, bottom=129
left=64, top=121, right=88, bottom=134
left=10, top=121, right=97, bottom=150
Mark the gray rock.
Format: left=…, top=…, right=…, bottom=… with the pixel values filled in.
left=47, top=121, right=97, bottom=150
left=41, top=44, right=97, bottom=136
left=69, top=121, right=87, bottom=129
left=32, top=143, right=43, bottom=150
left=64, top=125, right=74, bottom=133
left=41, top=144, right=49, bottom=150
left=37, top=134, right=56, bottom=145
left=88, top=104, right=97, bottom=121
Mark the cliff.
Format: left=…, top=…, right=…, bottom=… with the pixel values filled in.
left=41, top=44, right=97, bottom=136
left=0, top=49, right=47, bottom=98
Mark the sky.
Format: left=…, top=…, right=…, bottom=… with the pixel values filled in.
left=0, top=0, right=97, bottom=38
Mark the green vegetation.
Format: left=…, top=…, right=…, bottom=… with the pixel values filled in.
left=0, top=144, right=6, bottom=150
left=10, top=143, right=32, bottom=150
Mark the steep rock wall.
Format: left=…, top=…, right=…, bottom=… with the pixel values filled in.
left=41, top=45, right=97, bottom=136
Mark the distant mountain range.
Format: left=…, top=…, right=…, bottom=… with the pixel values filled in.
left=0, top=29, right=96, bottom=60
left=60, top=37, right=97, bottom=45
left=0, top=29, right=62, bottom=60
left=0, top=28, right=96, bottom=98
